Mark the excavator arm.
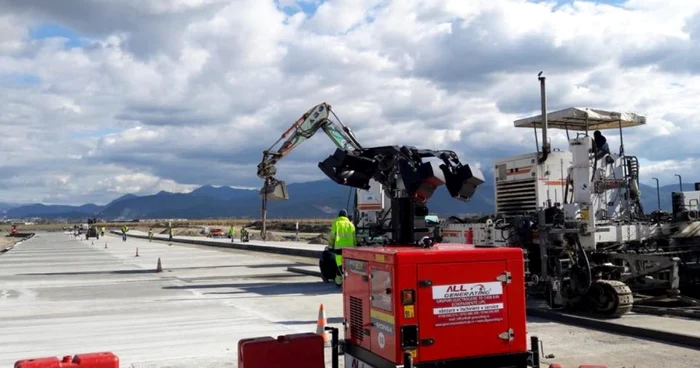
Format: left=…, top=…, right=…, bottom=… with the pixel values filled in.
left=256, top=102, right=362, bottom=240
left=256, top=102, right=484, bottom=243
left=257, top=102, right=363, bottom=200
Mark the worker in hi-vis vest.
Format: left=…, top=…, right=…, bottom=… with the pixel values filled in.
left=328, top=209, right=356, bottom=286
left=228, top=225, right=236, bottom=242
left=121, top=225, right=129, bottom=241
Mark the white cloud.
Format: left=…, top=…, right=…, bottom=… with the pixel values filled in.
left=0, top=0, right=699, bottom=205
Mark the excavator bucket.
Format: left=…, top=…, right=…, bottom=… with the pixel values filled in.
left=443, top=163, right=485, bottom=202
left=260, top=180, right=289, bottom=201
left=318, top=149, right=376, bottom=190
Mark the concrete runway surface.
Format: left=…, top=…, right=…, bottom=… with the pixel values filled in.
left=1, top=233, right=698, bottom=367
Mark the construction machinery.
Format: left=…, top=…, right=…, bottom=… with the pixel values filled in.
left=255, top=102, right=553, bottom=368
left=85, top=218, right=99, bottom=240
left=379, top=74, right=700, bottom=317
left=256, top=103, right=363, bottom=240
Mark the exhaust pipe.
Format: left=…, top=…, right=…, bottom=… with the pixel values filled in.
left=538, top=72, right=549, bottom=163
left=675, top=174, right=683, bottom=192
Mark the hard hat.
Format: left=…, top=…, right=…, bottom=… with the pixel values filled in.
left=338, top=209, right=348, bottom=217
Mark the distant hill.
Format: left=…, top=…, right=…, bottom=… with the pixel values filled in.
left=0, top=202, right=25, bottom=215
left=6, top=177, right=496, bottom=220
left=5, top=176, right=697, bottom=220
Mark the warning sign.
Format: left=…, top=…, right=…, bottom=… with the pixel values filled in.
left=432, top=281, right=505, bottom=327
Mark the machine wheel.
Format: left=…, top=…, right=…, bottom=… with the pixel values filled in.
left=585, top=280, right=633, bottom=317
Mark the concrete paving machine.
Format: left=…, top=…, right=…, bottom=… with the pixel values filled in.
left=352, top=74, right=700, bottom=317
left=435, top=74, right=693, bottom=317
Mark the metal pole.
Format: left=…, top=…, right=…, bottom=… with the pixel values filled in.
left=675, top=174, right=683, bottom=192
left=261, top=179, right=268, bottom=241
left=653, top=177, right=661, bottom=210
left=538, top=72, right=548, bottom=154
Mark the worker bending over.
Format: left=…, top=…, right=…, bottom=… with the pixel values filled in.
left=121, top=225, right=129, bottom=241
left=593, top=130, right=611, bottom=161
left=328, top=209, right=356, bottom=286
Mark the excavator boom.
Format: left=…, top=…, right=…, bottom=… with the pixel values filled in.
left=256, top=102, right=362, bottom=240
left=256, top=102, right=483, bottom=242
left=257, top=102, right=362, bottom=201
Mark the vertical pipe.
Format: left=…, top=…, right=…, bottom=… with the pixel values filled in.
left=261, top=179, right=268, bottom=241
left=675, top=174, right=683, bottom=192
left=538, top=72, right=548, bottom=154
left=531, top=336, right=541, bottom=368
left=618, top=119, right=625, bottom=156
left=326, top=327, right=339, bottom=368
left=653, top=177, right=661, bottom=211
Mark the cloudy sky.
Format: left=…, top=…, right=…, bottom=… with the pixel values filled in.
left=1, top=0, right=699, bottom=205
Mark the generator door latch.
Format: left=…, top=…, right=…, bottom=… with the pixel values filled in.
left=420, top=338, right=435, bottom=346
left=496, top=272, right=512, bottom=284
left=361, top=275, right=370, bottom=282
left=498, top=329, right=515, bottom=341
left=418, top=280, right=432, bottom=287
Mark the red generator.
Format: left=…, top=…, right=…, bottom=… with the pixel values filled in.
left=329, top=243, right=541, bottom=368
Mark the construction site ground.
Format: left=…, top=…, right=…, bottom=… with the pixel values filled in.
left=1, top=233, right=699, bottom=368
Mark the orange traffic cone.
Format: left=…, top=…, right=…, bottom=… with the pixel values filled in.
left=104, top=242, right=108, bottom=249
left=91, top=240, right=94, bottom=246
left=316, top=303, right=331, bottom=347
left=135, top=247, right=140, bottom=257
left=156, top=257, right=162, bottom=272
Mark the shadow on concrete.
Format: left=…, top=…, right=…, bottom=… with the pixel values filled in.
left=18, top=262, right=305, bottom=276
left=180, top=273, right=307, bottom=282
left=165, top=280, right=341, bottom=296
left=20, top=269, right=162, bottom=276
left=278, top=317, right=344, bottom=325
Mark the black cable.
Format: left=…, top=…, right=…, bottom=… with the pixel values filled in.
left=574, top=235, right=593, bottom=294
left=346, top=187, right=353, bottom=214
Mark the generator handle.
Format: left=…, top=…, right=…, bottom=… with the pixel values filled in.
left=325, top=326, right=340, bottom=368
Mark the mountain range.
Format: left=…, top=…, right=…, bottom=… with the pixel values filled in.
left=2, top=176, right=696, bottom=220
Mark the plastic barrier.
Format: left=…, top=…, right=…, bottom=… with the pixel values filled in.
left=549, top=365, right=609, bottom=368
left=238, top=332, right=324, bottom=368
left=15, top=352, right=119, bottom=368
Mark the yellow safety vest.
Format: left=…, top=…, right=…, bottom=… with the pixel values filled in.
left=330, top=217, right=356, bottom=249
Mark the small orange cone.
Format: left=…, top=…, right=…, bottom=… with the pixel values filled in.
left=104, top=242, right=108, bottom=249
left=156, top=257, right=162, bottom=272
left=135, top=247, right=140, bottom=257
left=316, top=303, right=331, bottom=347
left=91, top=240, right=94, bottom=246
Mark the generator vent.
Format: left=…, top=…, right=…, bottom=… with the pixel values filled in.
left=349, top=296, right=364, bottom=341
left=496, top=178, right=537, bottom=216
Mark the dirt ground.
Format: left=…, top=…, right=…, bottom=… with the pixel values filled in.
left=0, top=236, right=19, bottom=252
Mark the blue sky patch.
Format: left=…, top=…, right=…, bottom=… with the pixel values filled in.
left=532, top=0, right=628, bottom=7
left=70, top=128, right=121, bottom=139
left=0, top=73, right=42, bottom=87
left=30, top=23, right=83, bottom=48
left=277, top=0, right=325, bottom=16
